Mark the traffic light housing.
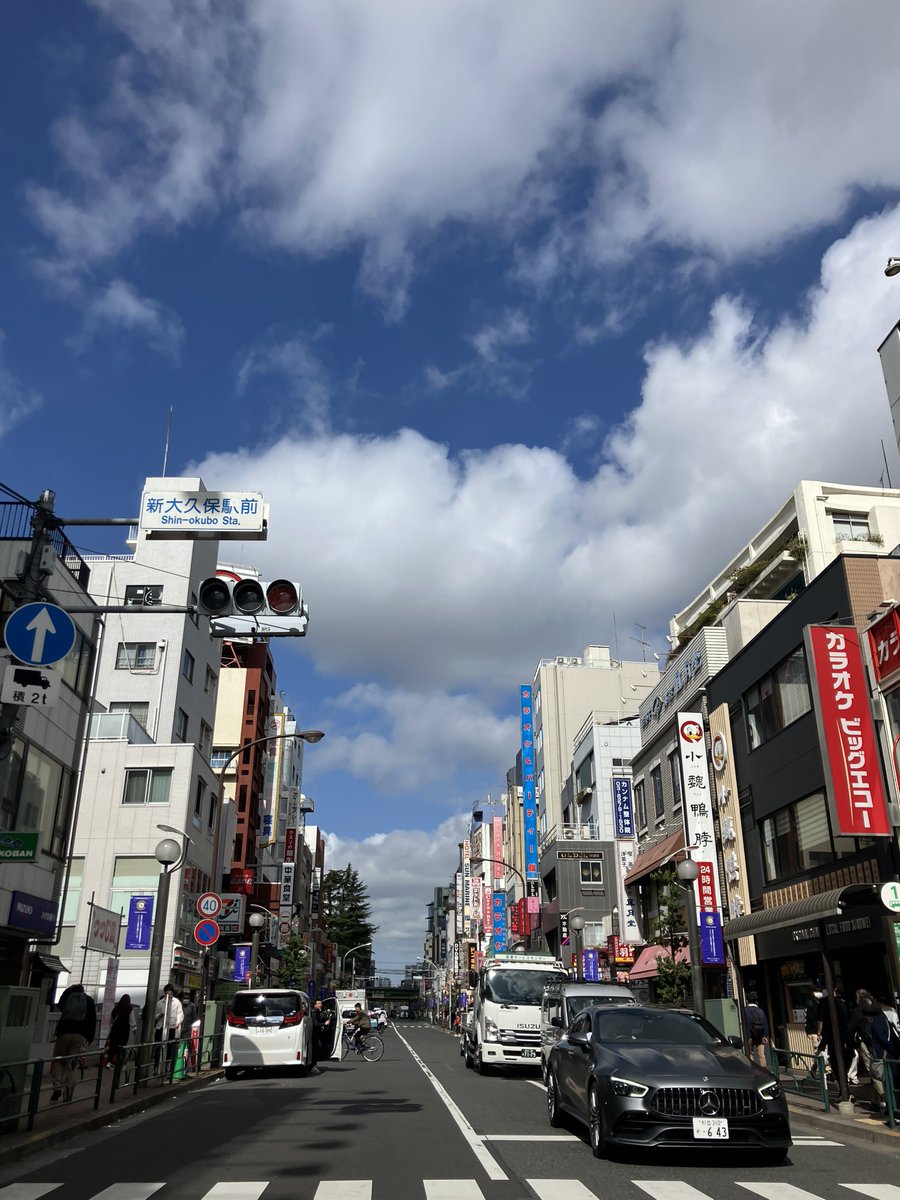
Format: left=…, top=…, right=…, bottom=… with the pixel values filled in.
left=196, top=577, right=308, bottom=637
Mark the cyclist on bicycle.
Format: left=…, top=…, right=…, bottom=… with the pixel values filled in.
left=346, top=1003, right=371, bottom=1051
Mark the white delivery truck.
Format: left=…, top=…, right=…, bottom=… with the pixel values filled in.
left=462, top=952, right=568, bottom=1074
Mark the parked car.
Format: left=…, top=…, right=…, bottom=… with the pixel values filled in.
left=546, top=1004, right=791, bottom=1161
left=541, top=980, right=637, bottom=1081
left=222, top=988, right=313, bottom=1080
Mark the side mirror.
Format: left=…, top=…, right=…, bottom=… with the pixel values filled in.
left=727, top=1035, right=743, bottom=1049
left=550, top=1016, right=563, bottom=1029
left=568, top=1030, right=590, bottom=1050
left=468, top=971, right=478, bottom=988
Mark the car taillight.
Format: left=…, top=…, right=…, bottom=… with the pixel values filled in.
left=282, top=1012, right=301, bottom=1027
left=226, top=1012, right=246, bottom=1027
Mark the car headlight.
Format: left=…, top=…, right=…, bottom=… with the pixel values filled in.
left=484, top=1018, right=499, bottom=1042
left=610, top=1076, right=649, bottom=1097
left=758, top=1079, right=782, bottom=1101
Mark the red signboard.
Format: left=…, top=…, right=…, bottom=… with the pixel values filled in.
left=229, top=867, right=255, bottom=895
left=697, top=861, right=718, bottom=912
left=492, top=817, right=504, bottom=879
left=607, top=935, right=635, bottom=964
left=868, top=608, right=900, bottom=683
left=510, top=902, right=521, bottom=935
left=805, top=625, right=891, bottom=837
left=284, top=827, right=296, bottom=864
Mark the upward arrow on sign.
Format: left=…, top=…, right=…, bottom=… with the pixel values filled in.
left=25, top=607, right=57, bottom=663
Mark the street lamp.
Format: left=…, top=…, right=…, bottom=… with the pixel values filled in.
left=610, top=906, right=620, bottom=983
left=337, top=941, right=372, bottom=988
left=676, top=858, right=705, bottom=1017
left=569, top=913, right=585, bottom=982
left=139, top=832, right=189, bottom=1061
left=885, top=258, right=900, bottom=277
left=248, top=910, right=267, bottom=988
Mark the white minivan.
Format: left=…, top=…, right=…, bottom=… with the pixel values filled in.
left=223, top=988, right=314, bottom=1079
left=540, top=980, right=637, bottom=1081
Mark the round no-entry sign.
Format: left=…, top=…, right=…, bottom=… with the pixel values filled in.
left=196, top=891, right=222, bottom=918
left=194, top=918, right=220, bottom=947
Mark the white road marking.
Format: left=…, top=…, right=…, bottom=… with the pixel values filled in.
left=0, top=1188, right=63, bottom=1200
left=528, top=1183, right=601, bottom=1200
left=635, top=1184, right=714, bottom=1200
left=483, top=1134, right=579, bottom=1141
left=312, top=1186, right=372, bottom=1200
left=392, top=1027, right=507, bottom=1181
left=90, top=1190, right=165, bottom=1200
left=739, top=1186, right=827, bottom=1200
left=842, top=1190, right=900, bottom=1200
left=201, top=1188, right=268, bottom=1199
left=791, top=1137, right=843, bottom=1147
left=424, top=1183, right=484, bottom=1200
left=526, top=1079, right=546, bottom=1090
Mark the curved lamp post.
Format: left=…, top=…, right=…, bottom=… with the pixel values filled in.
left=139, top=832, right=190, bottom=1060
left=675, top=857, right=704, bottom=1017
left=248, top=910, right=267, bottom=987
left=337, top=940, right=372, bottom=988
left=569, top=913, right=586, bottom=982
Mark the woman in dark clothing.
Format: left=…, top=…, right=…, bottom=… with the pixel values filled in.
left=869, top=997, right=900, bottom=1114
left=107, top=994, right=136, bottom=1067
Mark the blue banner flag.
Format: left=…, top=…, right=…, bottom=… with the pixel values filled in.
left=124, top=895, right=154, bottom=950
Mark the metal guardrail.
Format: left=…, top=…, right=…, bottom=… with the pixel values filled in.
left=0, top=1033, right=223, bottom=1135
left=765, top=1044, right=899, bottom=1120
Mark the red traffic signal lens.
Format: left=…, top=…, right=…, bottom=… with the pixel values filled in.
left=266, top=579, right=299, bottom=614
left=233, top=579, right=265, bottom=615
left=198, top=578, right=231, bottom=615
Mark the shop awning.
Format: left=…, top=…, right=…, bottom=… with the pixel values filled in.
left=32, top=952, right=68, bottom=974
left=722, top=883, right=878, bottom=941
left=628, top=943, right=690, bottom=980
left=623, top=831, right=685, bottom=886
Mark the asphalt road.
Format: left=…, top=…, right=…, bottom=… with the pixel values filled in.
left=0, top=1022, right=898, bottom=1200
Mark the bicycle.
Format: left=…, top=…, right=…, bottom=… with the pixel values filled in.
left=341, top=1026, right=384, bottom=1062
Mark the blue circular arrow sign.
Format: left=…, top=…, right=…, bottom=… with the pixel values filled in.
left=4, top=602, right=77, bottom=667
left=194, top=918, right=220, bottom=947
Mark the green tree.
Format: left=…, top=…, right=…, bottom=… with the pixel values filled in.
left=649, top=866, right=692, bottom=1007
left=321, top=863, right=378, bottom=977
left=275, top=934, right=309, bottom=988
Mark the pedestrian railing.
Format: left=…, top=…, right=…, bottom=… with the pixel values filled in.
left=877, top=1055, right=899, bottom=1129
left=0, top=1033, right=223, bottom=1135
left=766, top=1044, right=832, bottom=1111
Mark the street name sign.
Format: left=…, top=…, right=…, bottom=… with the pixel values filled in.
left=4, top=602, right=76, bottom=666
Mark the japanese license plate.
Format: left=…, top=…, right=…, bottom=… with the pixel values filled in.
left=519, top=1049, right=537, bottom=1058
left=251, top=1025, right=274, bottom=1034
left=692, top=1118, right=728, bottom=1139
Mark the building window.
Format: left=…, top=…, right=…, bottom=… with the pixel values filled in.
left=198, top=721, right=212, bottom=759
left=575, top=754, right=594, bottom=794
left=210, top=748, right=230, bottom=770
left=207, top=792, right=217, bottom=830
left=580, top=861, right=603, bottom=884
left=182, top=649, right=195, bottom=683
left=650, top=765, right=664, bottom=820
left=234, top=833, right=243, bottom=860
left=238, top=784, right=247, bottom=813
left=108, top=701, right=150, bottom=731
left=60, top=630, right=94, bottom=698
left=205, top=666, right=217, bottom=694
left=669, top=751, right=683, bottom=809
left=745, top=647, right=811, bottom=749
left=116, top=642, right=156, bottom=670
left=174, top=708, right=189, bottom=742
left=242, top=739, right=251, bottom=765
left=832, top=511, right=871, bottom=542
left=194, top=777, right=206, bottom=818
left=634, top=780, right=647, bottom=829
left=759, top=790, right=867, bottom=882
left=61, top=858, right=84, bottom=924
left=246, top=689, right=256, bottom=716
left=123, top=768, right=172, bottom=806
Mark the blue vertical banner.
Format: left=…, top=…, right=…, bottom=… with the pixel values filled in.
left=234, top=944, right=251, bottom=983
left=612, top=778, right=634, bottom=839
left=582, top=948, right=600, bottom=982
left=519, top=686, right=539, bottom=888
left=124, top=895, right=154, bottom=950
left=492, top=892, right=507, bottom=953
left=700, top=911, right=725, bottom=965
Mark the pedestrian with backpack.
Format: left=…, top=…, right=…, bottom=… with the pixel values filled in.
left=744, top=992, right=770, bottom=1067
left=50, top=983, right=97, bottom=1102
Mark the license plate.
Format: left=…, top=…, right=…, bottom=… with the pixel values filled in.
left=251, top=1025, right=274, bottom=1034
left=693, top=1118, right=728, bottom=1139
left=520, top=1049, right=537, bottom=1058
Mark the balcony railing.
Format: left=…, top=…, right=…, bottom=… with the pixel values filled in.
left=89, top=713, right=153, bottom=744
left=0, top=489, right=91, bottom=589
left=539, top=821, right=600, bottom=856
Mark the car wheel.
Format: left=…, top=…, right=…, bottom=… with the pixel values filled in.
left=588, top=1082, right=609, bottom=1159
left=475, top=1044, right=492, bottom=1075
left=547, top=1069, right=564, bottom=1128
left=224, top=1066, right=239, bottom=1081
left=464, top=1039, right=474, bottom=1070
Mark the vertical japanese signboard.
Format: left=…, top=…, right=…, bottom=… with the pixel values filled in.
left=612, top=778, right=634, bottom=839
left=491, top=816, right=504, bottom=879
left=462, top=840, right=471, bottom=933
left=676, top=712, right=723, bottom=965
left=492, top=891, right=507, bottom=953
left=806, top=625, right=891, bottom=836
left=519, top=686, right=539, bottom=889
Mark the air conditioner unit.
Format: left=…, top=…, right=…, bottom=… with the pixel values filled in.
left=580, top=825, right=592, bottom=838
left=562, top=828, right=576, bottom=840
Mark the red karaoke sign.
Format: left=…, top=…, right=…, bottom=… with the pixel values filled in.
left=806, top=625, right=891, bottom=837
left=868, top=608, right=900, bottom=684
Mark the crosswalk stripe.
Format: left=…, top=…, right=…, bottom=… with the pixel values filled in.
left=739, top=1186, right=825, bottom=1200
left=201, top=1188, right=268, bottom=1199
left=842, top=1189, right=900, bottom=1200
left=313, top=1185, right=372, bottom=1200
left=90, top=1188, right=164, bottom=1200
left=0, top=1188, right=62, bottom=1200
left=635, top=1184, right=713, bottom=1200
left=528, top=1183, right=600, bottom=1200
left=792, top=1140, right=843, bottom=1147
left=423, top=1183, right=483, bottom=1200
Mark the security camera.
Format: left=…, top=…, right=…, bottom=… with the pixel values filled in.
left=885, top=257, right=900, bottom=278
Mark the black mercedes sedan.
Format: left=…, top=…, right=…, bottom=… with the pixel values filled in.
left=546, top=1004, right=791, bottom=1160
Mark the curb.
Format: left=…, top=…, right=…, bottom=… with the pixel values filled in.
left=787, top=1095, right=900, bottom=1150
left=0, top=1070, right=223, bottom=1166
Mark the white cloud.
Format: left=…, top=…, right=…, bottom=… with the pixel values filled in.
left=324, top=815, right=469, bottom=976
left=0, top=334, right=41, bottom=438
left=237, top=329, right=333, bottom=435
left=30, top=3, right=900, bottom=310
left=71, top=280, right=185, bottom=357
left=469, top=310, right=532, bottom=365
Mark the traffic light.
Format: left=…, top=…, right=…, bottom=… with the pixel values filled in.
left=196, top=577, right=309, bottom=637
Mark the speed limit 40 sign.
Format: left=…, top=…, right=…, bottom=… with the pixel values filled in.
left=196, top=892, right=222, bottom=918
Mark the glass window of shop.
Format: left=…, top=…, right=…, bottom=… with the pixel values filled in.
left=745, top=647, right=812, bottom=749
left=760, top=790, right=872, bottom=882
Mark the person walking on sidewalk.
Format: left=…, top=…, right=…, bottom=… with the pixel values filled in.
left=51, top=984, right=97, bottom=1102
left=153, top=984, right=183, bottom=1075
left=744, top=992, right=770, bottom=1067
left=107, top=994, right=137, bottom=1070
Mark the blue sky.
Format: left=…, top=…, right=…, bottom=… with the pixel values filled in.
left=4, top=1, right=900, bottom=974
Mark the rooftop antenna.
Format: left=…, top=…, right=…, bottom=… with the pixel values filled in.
left=630, top=623, right=650, bottom=662
left=162, top=406, right=174, bottom=476
left=613, top=612, right=621, bottom=662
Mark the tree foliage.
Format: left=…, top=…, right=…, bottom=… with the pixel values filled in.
left=321, top=863, right=378, bottom=974
left=649, top=866, right=692, bottom=1008
left=275, top=934, right=309, bottom=988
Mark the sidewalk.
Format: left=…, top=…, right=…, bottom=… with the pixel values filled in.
left=0, top=1065, right=223, bottom=1166
left=787, top=1090, right=900, bottom=1150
